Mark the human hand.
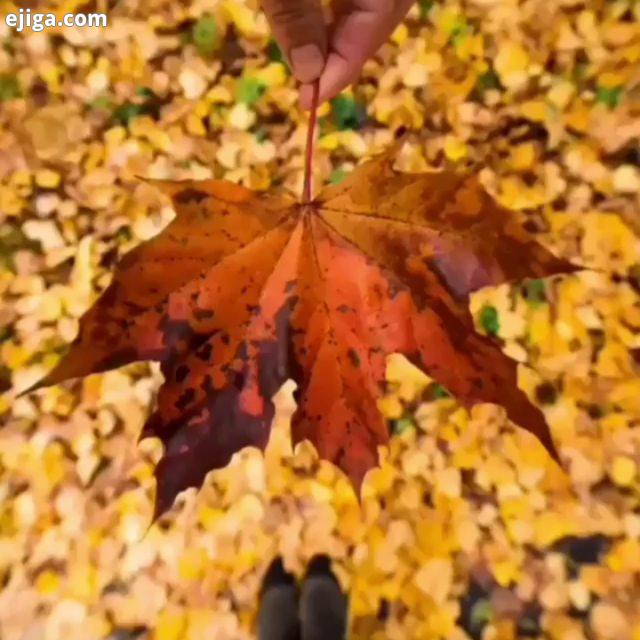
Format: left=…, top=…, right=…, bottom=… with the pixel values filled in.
left=260, top=0, right=415, bottom=108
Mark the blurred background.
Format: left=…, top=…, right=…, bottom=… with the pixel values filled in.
left=1, top=0, right=640, bottom=638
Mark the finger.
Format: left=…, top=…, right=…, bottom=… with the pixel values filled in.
left=300, top=0, right=415, bottom=107
left=261, top=0, right=328, bottom=83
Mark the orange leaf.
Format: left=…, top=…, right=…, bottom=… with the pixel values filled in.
left=26, top=92, right=579, bottom=522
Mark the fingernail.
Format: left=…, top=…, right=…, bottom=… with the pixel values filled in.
left=289, top=44, right=324, bottom=83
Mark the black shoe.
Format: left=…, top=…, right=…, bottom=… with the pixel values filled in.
left=258, top=557, right=300, bottom=640
left=299, top=555, right=348, bottom=640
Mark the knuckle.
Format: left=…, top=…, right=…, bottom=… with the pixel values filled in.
left=266, top=1, right=312, bottom=25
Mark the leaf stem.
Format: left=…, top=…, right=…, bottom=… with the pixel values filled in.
left=302, top=81, right=320, bottom=204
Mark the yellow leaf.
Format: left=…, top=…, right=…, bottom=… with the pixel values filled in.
left=495, top=42, right=531, bottom=90
left=377, top=395, right=403, bottom=420
left=611, top=456, right=636, bottom=487
left=491, top=558, right=521, bottom=587
left=414, top=558, right=453, bottom=604
left=534, top=512, right=577, bottom=547
left=222, top=0, right=261, bottom=37
left=520, top=100, right=548, bottom=122
left=253, top=63, right=288, bottom=88
left=510, top=143, right=536, bottom=171
left=35, top=169, right=61, bottom=189
left=391, top=23, right=408, bottom=45
left=444, top=135, right=468, bottom=162
left=154, top=611, right=187, bottom=640
left=36, top=570, right=61, bottom=596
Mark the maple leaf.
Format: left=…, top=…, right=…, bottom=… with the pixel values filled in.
left=26, top=85, right=578, bottom=521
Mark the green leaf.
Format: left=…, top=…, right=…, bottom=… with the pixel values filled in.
left=329, top=168, right=348, bottom=185
left=115, top=227, right=133, bottom=243
left=479, top=305, right=500, bottom=337
left=392, top=417, right=414, bottom=435
left=522, top=278, right=547, bottom=306
left=112, top=103, right=144, bottom=125
left=450, top=17, right=471, bottom=47
left=236, top=77, right=266, bottom=106
left=419, top=0, right=434, bottom=20
left=573, top=63, right=589, bottom=84
left=255, top=128, right=268, bottom=143
left=192, top=14, right=219, bottom=57
left=596, top=85, right=622, bottom=109
left=318, top=116, right=331, bottom=136
left=267, top=38, right=285, bottom=64
left=476, top=69, right=501, bottom=93
left=0, top=74, right=21, bottom=101
left=0, top=325, right=12, bottom=342
left=469, top=599, right=493, bottom=631
left=331, top=95, right=367, bottom=131
left=0, top=226, right=40, bottom=271
left=89, top=95, right=114, bottom=111
left=136, top=86, right=156, bottom=99
left=518, top=616, right=540, bottom=636
left=432, top=384, right=450, bottom=399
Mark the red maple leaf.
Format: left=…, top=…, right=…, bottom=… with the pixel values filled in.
left=26, top=85, right=578, bottom=520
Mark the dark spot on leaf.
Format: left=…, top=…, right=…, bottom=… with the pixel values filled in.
left=535, top=381, right=557, bottom=405
left=586, top=403, right=603, bottom=419
left=175, top=364, right=189, bottom=383
left=196, top=342, right=213, bottom=361
left=193, top=308, right=214, bottom=320
left=628, top=264, right=640, bottom=293
left=175, top=189, right=209, bottom=205
left=422, top=491, right=433, bottom=506
left=175, top=388, right=196, bottom=410
left=377, top=598, right=390, bottom=621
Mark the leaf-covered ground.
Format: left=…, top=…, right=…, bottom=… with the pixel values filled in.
left=1, top=1, right=640, bottom=639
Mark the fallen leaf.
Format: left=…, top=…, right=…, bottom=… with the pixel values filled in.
left=25, top=85, right=578, bottom=521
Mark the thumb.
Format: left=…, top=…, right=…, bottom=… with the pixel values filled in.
left=261, top=0, right=328, bottom=83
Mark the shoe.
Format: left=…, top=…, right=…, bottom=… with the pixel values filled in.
left=258, top=557, right=300, bottom=640
left=299, top=555, right=348, bottom=640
